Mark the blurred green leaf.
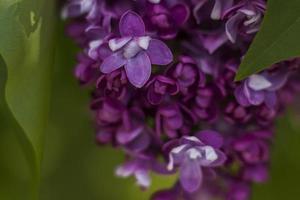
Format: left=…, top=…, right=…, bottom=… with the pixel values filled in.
left=253, top=110, right=300, bottom=200
left=0, top=0, right=57, bottom=198
left=235, top=0, right=300, bottom=80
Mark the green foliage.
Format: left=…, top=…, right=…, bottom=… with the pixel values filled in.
left=235, top=0, right=300, bottom=80
left=0, top=0, right=57, bottom=199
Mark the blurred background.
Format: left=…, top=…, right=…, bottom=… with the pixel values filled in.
left=0, top=22, right=300, bottom=200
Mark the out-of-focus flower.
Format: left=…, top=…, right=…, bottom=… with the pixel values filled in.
left=164, top=131, right=226, bottom=193
left=147, top=75, right=179, bottom=105
left=145, top=2, right=190, bottom=39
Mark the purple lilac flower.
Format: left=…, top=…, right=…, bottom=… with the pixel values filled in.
left=147, top=75, right=179, bottom=105
left=235, top=69, right=289, bottom=108
left=164, top=131, right=226, bottom=193
left=144, top=2, right=190, bottom=39
left=100, top=11, right=173, bottom=88
left=223, top=0, right=266, bottom=43
left=63, top=0, right=300, bottom=199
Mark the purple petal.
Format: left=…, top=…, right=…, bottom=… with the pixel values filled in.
left=234, top=84, right=250, bottom=106
left=148, top=87, right=163, bottom=105
left=264, top=91, right=277, bottom=108
left=116, top=126, right=144, bottom=144
left=146, top=39, right=173, bottom=65
left=196, top=130, right=224, bottom=148
left=225, top=13, right=244, bottom=43
left=266, top=70, right=289, bottom=91
left=115, top=162, right=136, bottom=177
left=209, top=149, right=227, bottom=167
left=119, top=11, right=145, bottom=37
left=100, top=51, right=127, bottom=74
left=171, top=3, right=190, bottom=25
left=135, top=170, right=151, bottom=188
left=125, top=51, right=151, bottom=88
left=243, top=83, right=265, bottom=105
left=180, top=159, right=202, bottom=193
left=126, top=131, right=151, bottom=152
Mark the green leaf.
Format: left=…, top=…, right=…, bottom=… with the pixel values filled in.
left=235, top=0, right=300, bottom=81
left=253, top=110, right=300, bottom=199
left=0, top=0, right=57, bottom=198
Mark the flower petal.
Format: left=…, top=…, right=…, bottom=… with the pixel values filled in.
left=135, top=170, right=151, bottom=188
left=234, top=84, right=251, bottom=106
left=119, top=11, right=145, bottom=37
left=196, top=130, right=224, bottom=148
left=146, top=39, right=173, bottom=65
left=225, top=13, right=244, bottom=43
left=180, top=159, right=202, bottom=193
left=248, top=74, right=272, bottom=91
left=108, top=37, right=132, bottom=52
left=100, top=51, right=127, bottom=74
left=171, top=3, right=190, bottom=25
left=125, top=51, right=151, bottom=88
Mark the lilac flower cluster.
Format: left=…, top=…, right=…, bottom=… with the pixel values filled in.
left=63, top=0, right=300, bottom=199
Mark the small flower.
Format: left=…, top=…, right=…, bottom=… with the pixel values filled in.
left=145, top=3, right=190, bottom=39
left=164, top=131, right=226, bottom=193
left=155, top=104, right=183, bottom=138
left=146, top=75, right=179, bottom=105
left=224, top=0, right=266, bottom=43
left=235, top=70, right=289, bottom=108
left=100, top=11, right=173, bottom=88
left=232, top=130, right=272, bottom=164
left=167, top=56, right=204, bottom=95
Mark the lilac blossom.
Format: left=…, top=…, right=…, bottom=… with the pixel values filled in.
left=100, top=11, right=173, bottom=88
left=223, top=0, right=266, bottom=43
left=63, top=0, right=300, bottom=199
left=164, top=131, right=226, bottom=193
left=144, top=3, right=190, bottom=39
left=235, top=70, right=289, bottom=108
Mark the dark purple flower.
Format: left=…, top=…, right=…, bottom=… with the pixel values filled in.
left=224, top=101, right=252, bottom=124
left=192, top=86, right=218, bottom=122
left=223, top=0, right=266, bottom=43
left=100, top=11, right=173, bottom=88
left=232, top=131, right=271, bottom=164
left=96, top=69, right=128, bottom=100
left=235, top=70, right=289, bottom=108
left=146, top=75, right=179, bottom=105
left=167, top=56, right=205, bottom=95
left=155, top=104, right=183, bottom=138
left=164, top=131, right=226, bottom=193
left=145, top=3, right=190, bottom=39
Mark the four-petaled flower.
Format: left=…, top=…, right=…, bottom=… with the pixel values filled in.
left=235, top=69, right=289, bottom=108
left=164, top=130, right=226, bottom=193
left=100, top=11, right=173, bottom=88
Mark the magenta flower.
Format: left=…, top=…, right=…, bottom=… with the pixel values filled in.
left=100, top=11, right=173, bottom=88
